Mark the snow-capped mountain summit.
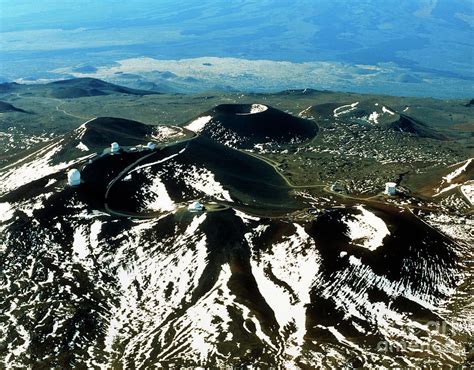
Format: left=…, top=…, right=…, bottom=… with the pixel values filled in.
left=1, top=108, right=471, bottom=367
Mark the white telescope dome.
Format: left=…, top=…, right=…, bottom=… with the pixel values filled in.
left=67, top=169, right=81, bottom=186
left=111, top=142, right=120, bottom=153
left=384, top=182, right=397, bottom=196
left=188, top=201, right=204, bottom=212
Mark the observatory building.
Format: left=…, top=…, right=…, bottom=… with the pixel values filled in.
left=111, top=142, right=120, bottom=153
left=385, top=182, right=397, bottom=196
left=67, top=169, right=81, bottom=186
left=188, top=201, right=204, bottom=212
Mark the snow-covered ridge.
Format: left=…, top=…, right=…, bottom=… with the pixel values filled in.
left=0, top=141, right=95, bottom=195
left=434, top=158, right=473, bottom=197
left=250, top=223, right=320, bottom=359
left=382, top=106, right=395, bottom=115
left=443, top=158, right=472, bottom=183
left=75, top=117, right=97, bottom=140
left=333, top=102, right=359, bottom=118
left=104, top=214, right=212, bottom=366
left=130, top=147, right=186, bottom=173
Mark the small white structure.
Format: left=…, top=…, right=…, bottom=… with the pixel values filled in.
left=111, top=142, right=120, bottom=153
left=147, top=142, right=156, bottom=150
left=385, top=182, right=397, bottom=196
left=67, top=169, right=81, bottom=186
left=188, top=201, right=204, bottom=212
left=331, top=182, right=345, bottom=193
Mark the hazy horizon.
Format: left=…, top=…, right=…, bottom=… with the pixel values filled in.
left=0, top=0, right=473, bottom=98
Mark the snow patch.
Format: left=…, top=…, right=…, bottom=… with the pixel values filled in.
left=44, top=178, right=57, bottom=187
left=182, top=165, right=232, bottom=202
left=184, top=115, right=212, bottom=133
left=143, top=176, right=176, bottom=212
left=348, top=255, right=362, bottom=266
left=76, top=141, right=89, bottom=151
left=250, top=224, right=320, bottom=358
left=234, top=209, right=260, bottom=223
left=152, top=125, right=184, bottom=141
left=343, top=206, right=390, bottom=251
left=0, top=141, right=95, bottom=195
left=443, top=158, right=472, bottom=183
left=334, top=102, right=359, bottom=118
left=368, top=111, right=380, bottom=124
left=382, top=106, right=395, bottom=115
left=434, top=183, right=458, bottom=196
left=460, top=184, right=474, bottom=205
left=72, top=227, right=89, bottom=259
left=90, top=220, right=102, bottom=249
left=0, top=202, right=14, bottom=222
left=236, top=104, right=268, bottom=115
left=131, top=147, right=186, bottom=173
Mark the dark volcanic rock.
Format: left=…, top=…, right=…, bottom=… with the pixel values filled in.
left=0, top=101, right=27, bottom=113
left=0, top=104, right=468, bottom=368
left=186, top=103, right=318, bottom=149
left=389, top=114, right=447, bottom=140
left=46, top=78, right=159, bottom=98
left=106, top=135, right=298, bottom=213
left=80, top=117, right=153, bottom=149
left=0, top=82, right=20, bottom=93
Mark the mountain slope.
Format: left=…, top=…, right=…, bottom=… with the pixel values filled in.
left=0, top=101, right=27, bottom=113
left=0, top=116, right=158, bottom=198
left=0, top=184, right=464, bottom=367
left=77, top=117, right=154, bottom=149
left=0, top=82, right=20, bottom=93
left=103, top=135, right=297, bottom=215
left=0, top=78, right=160, bottom=100
left=184, top=104, right=318, bottom=150
left=388, top=114, right=447, bottom=140
left=309, top=100, right=447, bottom=139
left=46, top=78, right=160, bottom=98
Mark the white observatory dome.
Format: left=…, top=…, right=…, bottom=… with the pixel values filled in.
left=67, top=169, right=81, bottom=186
left=384, top=182, right=397, bottom=196
left=188, top=201, right=204, bottom=212
left=111, top=142, right=120, bottom=153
